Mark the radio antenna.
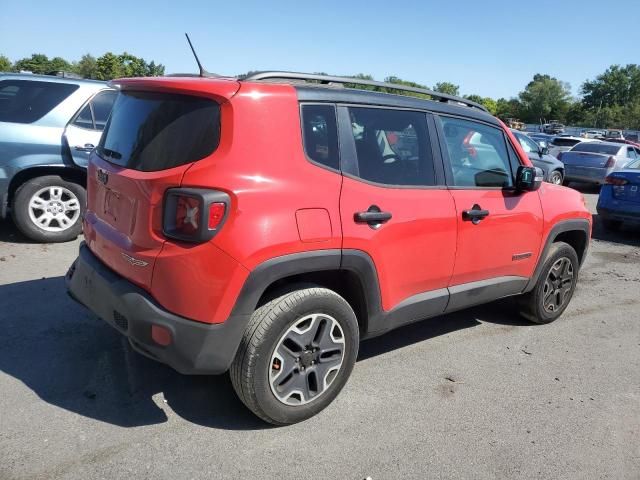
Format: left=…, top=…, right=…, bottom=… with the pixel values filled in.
left=185, top=33, right=217, bottom=77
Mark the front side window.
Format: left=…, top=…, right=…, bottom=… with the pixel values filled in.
left=98, top=91, right=220, bottom=172
left=72, top=90, right=117, bottom=131
left=348, top=107, right=435, bottom=186
left=301, top=104, right=339, bottom=170
left=439, top=116, right=513, bottom=188
left=515, top=133, right=540, bottom=154
left=0, top=80, right=79, bottom=124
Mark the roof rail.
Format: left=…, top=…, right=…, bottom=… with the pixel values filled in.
left=244, top=71, right=488, bottom=112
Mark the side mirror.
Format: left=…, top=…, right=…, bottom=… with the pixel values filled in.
left=516, top=166, right=544, bottom=192
left=539, top=145, right=549, bottom=156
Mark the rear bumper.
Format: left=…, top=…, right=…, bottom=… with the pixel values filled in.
left=597, top=206, right=640, bottom=223
left=66, top=243, right=249, bottom=374
left=564, top=166, right=609, bottom=184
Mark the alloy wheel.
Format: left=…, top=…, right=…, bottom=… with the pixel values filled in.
left=269, top=313, right=345, bottom=406
left=542, top=257, right=574, bottom=313
left=27, top=186, right=81, bottom=232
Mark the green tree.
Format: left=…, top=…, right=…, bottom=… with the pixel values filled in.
left=582, top=64, right=640, bottom=109
left=75, top=54, right=98, bottom=78
left=383, top=76, right=430, bottom=98
left=13, top=53, right=51, bottom=74
left=465, top=94, right=498, bottom=115
left=145, top=60, right=165, bottom=77
left=518, top=74, right=572, bottom=123
left=433, top=82, right=459, bottom=96
left=95, top=52, right=123, bottom=80
left=119, top=52, right=147, bottom=77
left=0, top=55, right=11, bottom=72
left=495, top=97, right=522, bottom=119
left=48, top=56, right=72, bottom=73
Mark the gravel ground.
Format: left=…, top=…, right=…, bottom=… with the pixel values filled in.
left=0, top=190, right=638, bottom=480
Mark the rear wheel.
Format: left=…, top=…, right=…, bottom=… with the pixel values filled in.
left=12, top=175, right=85, bottom=243
left=230, top=287, right=359, bottom=425
left=519, top=242, right=579, bottom=324
left=548, top=170, right=563, bottom=185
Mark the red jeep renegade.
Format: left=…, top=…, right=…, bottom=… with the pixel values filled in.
left=66, top=72, right=591, bottom=424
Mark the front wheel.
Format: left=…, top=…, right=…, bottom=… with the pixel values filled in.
left=548, top=170, right=563, bottom=185
left=518, top=242, right=579, bottom=324
left=230, top=287, right=359, bottom=425
left=12, top=175, right=86, bottom=243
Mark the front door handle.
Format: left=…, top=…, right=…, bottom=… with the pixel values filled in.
left=354, top=205, right=392, bottom=227
left=74, top=143, right=95, bottom=152
left=462, top=204, right=490, bottom=225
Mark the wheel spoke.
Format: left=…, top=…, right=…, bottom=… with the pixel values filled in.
left=314, top=355, right=342, bottom=389
left=64, top=199, right=80, bottom=211
left=37, top=213, right=53, bottom=227
left=49, top=187, right=62, bottom=200
left=29, top=196, right=46, bottom=210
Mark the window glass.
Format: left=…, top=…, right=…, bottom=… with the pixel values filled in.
left=626, top=158, right=640, bottom=169
left=301, top=104, right=339, bottom=170
left=516, top=133, right=539, bottom=154
left=571, top=143, right=622, bottom=155
left=439, top=116, right=513, bottom=188
left=91, top=90, right=117, bottom=131
left=348, top=107, right=435, bottom=186
left=626, top=147, right=636, bottom=159
left=98, top=91, right=220, bottom=172
left=73, top=104, right=94, bottom=129
left=0, top=80, right=79, bottom=123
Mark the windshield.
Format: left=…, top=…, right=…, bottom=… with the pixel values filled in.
left=97, top=91, right=220, bottom=172
left=571, top=143, right=622, bottom=155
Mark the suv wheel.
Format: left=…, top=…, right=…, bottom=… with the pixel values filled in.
left=12, top=175, right=85, bottom=243
left=230, top=287, right=359, bottom=425
left=518, top=241, right=579, bottom=324
left=548, top=170, right=563, bottom=185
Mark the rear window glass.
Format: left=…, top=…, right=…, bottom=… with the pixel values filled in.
left=626, top=158, right=640, bottom=169
left=301, top=104, right=339, bottom=170
left=98, top=91, right=220, bottom=172
left=0, top=80, right=79, bottom=123
left=571, top=143, right=622, bottom=155
left=552, top=138, right=581, bottom=147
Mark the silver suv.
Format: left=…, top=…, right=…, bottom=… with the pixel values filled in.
left=0, top=74, right=116, bottom=242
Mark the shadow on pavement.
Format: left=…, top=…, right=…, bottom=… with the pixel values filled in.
left=591, top=213, right=640, bottom=247
left=0, top=219, right=34, bottom=244
left=0, top=276, right=535, bottom=430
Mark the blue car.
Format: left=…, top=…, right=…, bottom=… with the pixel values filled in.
left=596, top=158, right=640, bottom=230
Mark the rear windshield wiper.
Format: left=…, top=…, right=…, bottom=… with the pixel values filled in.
left=97, top=146, right=122, bottom=160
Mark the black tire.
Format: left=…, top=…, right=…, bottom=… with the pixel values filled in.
left=230, top=287, right=359, bottom=425
left=601, top=218, right=622, bottom=231
left=518, top=242, right=579, bottom=324
left=548, top=170, right=563, bottom=185
left=12, top=175, right=86, bottom=243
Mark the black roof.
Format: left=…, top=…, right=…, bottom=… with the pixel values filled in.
left=294, top=85, right=500, bottom=126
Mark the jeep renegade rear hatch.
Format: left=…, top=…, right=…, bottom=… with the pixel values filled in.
left=84, top=78, right=239, bottom=292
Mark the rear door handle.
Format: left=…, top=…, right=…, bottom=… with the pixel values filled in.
left=74, top=143, right=95, bottom=152
left=462, top=204, right=490, bottom=225
left=354, top=205, right=392, bottom=227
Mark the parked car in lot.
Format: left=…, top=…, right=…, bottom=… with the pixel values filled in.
left=596, top=158, right=640, bottom=230
left=561, top=141, right=640, bottom=185
left=543, top=122, right=565, bottom=134
left=548, top=135, right=597, bottom=158
left=528, top=132, right=555, bottom=148
left=0, top=74, right=116, bottom=242
left=604, top=129, right=624, bottom=140
left=583, top=130, right=605, bottom=139
left=511, top=130, right=565, bottom=184
left=66, top=72, right=591, bottom=425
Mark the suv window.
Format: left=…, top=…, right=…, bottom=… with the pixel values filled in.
left=515, top=133, right=540, bottom=154
left=348, top=107, right=435, bottom=186
left=0, top=80, right=79, bottom=124
left=301, top=104, right=339, bottom=170
left=98, top=91, right=220, bottom=172
left=439, top=116, right=513, bottom=188
left=72, top=90, right=116, bottom=131
left=626, top=147, right=637, bottom=160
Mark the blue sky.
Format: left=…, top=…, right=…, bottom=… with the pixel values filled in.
left=1, top=0, right=638, bottom=99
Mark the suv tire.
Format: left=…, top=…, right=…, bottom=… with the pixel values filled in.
left=518, top=241, right=579, bottom=324
left=548, top=170, right=563, bottom=185
left=230, top=287, right=359, bottom=425
left=12, top=175, right=86, bottom=243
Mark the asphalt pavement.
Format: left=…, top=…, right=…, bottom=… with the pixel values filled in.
left=0, top=189, right=638, bottom=480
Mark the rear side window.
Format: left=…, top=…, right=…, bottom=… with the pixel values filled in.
left=348, top=107, right=435, bottom=186
left=72, top=90, right=116, bottom=131
left=98, top=91, right=220, bottom=172
left=626, top=147, right=637, bottom=160
left=552, top=138, right=581, bottom=147
left=0, top=80, right=79, bottom=124
left=301, top=104, right=339, bottom=170
left=439, top=116, right=513, bottom=188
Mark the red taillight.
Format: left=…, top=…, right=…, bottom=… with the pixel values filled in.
left=208, top=202, right=226, bottom=230
left=605, top=176, right=628, bottom=186
left=604, top=156, right=616, bottom=168
left=163, top=189, right=229, bottom=242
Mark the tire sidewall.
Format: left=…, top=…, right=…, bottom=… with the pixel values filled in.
left=251, top=291, right=359, bottom=424
left=533, top=243, right=579, bottom=323
left=13, top=176, right=86, bottom=243
left=549, top=171, right=563, bottom=185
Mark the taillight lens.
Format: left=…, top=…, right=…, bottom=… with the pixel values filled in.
left=163, top=188, right=229, bottom=242
left=605, top=176, right=628, bottom=186
left=604, top=156, right=616, bottom=168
